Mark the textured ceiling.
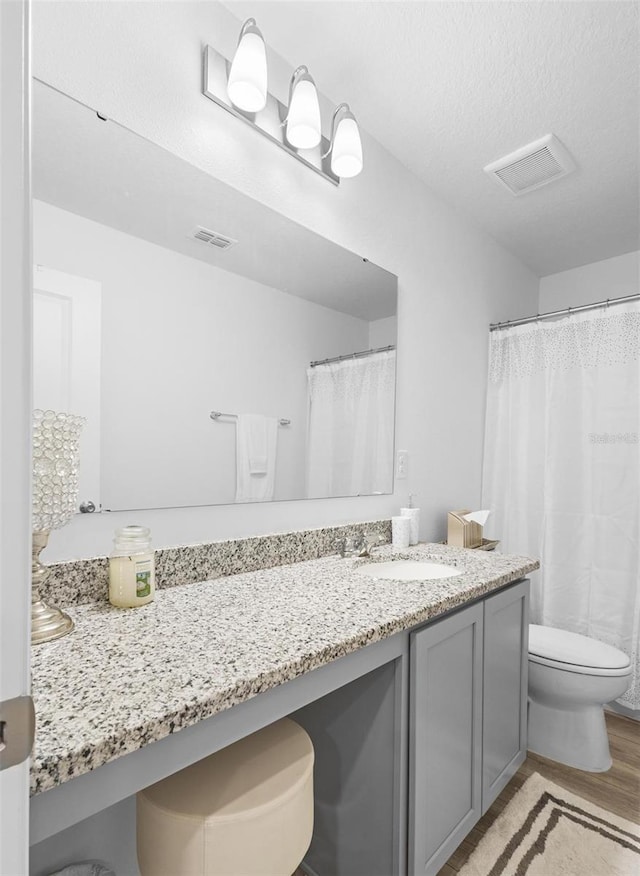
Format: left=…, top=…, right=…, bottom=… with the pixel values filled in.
left=223, top=1, right=640, bottom=276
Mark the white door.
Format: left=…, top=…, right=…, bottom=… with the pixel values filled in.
left=0, top=1, right=33, bottom=873
left=33, top=266, right=102, bottom=511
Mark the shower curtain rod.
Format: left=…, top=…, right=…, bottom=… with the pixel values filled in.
left=489, top=292, right=640, bottom=332
left=310, top=344, right=395, bottom=368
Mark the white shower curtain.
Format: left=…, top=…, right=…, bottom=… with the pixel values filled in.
left=306, top=349, right=396, bottom=499
left=482, top=302, right=640, bottom=710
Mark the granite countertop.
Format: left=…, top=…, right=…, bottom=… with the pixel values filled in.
left=30, top=543, right=538, bottom=796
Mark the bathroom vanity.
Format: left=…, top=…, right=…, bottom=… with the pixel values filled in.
left=29, top=542, right=537, bottom=876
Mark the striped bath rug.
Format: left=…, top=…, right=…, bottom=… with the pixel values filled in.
left=459, top=772, right=640, bottom=876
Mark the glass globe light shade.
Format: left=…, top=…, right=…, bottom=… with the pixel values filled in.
left=286, top=77, right=322, bottom=150
left=227, top=25, right=268, bottom=113
left=331, top=115, right=363, bottom=178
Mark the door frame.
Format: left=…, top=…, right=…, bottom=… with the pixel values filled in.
left=0, top=0, right=32, bottom=872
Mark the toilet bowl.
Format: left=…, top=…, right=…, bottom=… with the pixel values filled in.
left=528, top=624, right=632, bottom=772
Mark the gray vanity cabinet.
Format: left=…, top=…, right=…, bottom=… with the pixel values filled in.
left=482, top=580, right=529, bottom=811
left=408, top=580, right=530, bottom=876
left=408, top=602, right=484, bottom=876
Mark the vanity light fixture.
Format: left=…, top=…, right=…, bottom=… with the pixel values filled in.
left=226, top=18, right=268, bottom=113
left=203, top=20, right=363, bottom=185
left=284, top=66, right=322, bottom=150
left=326, top=103, right=363, bottom=179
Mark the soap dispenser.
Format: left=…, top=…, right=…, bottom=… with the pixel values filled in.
left=109, top=525, right=155, bottom=608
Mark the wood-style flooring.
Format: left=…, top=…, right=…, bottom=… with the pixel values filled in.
left=438, top=711, right=640, bottom=875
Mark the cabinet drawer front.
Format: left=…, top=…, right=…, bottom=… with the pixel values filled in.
left=409, top=603, right=483, bottom=876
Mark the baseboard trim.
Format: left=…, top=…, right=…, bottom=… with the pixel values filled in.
left=606, top=701, right=640, bottom=722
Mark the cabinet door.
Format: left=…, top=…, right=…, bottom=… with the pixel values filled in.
left=482, top=579, right=530, bottom=812
left=409, top=603, right=483, bottom=876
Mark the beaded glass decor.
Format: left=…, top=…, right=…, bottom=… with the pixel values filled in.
left=33, top=410, right=85, bottom=531
left=32, top=409, right=85, bottom=644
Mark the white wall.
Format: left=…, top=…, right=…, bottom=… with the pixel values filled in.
left=369, top=316, right=398, bottom=349
left=34, top=199, right=371, bottom=509
left=539, top=250, right=639, bottom=311
left=32, top=1, right=539, bottom=561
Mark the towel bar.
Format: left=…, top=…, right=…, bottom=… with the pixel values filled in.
left=210, top=411, right=291, bottom=426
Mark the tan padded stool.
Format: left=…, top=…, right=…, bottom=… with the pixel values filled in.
left=137, top=718, right=314, bottom=876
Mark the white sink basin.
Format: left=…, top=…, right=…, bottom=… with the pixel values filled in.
left=355, top=560, right=462, bottom=581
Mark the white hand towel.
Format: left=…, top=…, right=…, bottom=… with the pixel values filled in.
left=250, top=456, right=268, bottom=475
left=236, top=414, right=278, bottom=502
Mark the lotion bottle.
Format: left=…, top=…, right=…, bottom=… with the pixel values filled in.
left=109, top=525, right=155, bottom=608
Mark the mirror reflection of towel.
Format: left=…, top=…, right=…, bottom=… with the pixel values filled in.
left=250, top=455, right=268, bottom=475
left=235, top=414, right=278, bottom=502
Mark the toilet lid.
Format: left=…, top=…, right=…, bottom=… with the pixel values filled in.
left=529, top=625, right=630, bottom=671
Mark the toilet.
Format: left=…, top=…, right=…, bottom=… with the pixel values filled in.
left=528, top=624, right=632, bottom=772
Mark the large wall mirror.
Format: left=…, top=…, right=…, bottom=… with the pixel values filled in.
left=32, top=82, right=398, bottom=511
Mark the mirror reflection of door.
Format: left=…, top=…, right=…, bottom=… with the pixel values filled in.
left=33, top=265, right=102, bottom=512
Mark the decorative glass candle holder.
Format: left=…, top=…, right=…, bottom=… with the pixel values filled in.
left=32, top=409, right=85, bottom=645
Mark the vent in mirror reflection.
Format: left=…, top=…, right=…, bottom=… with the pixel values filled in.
left=189, top=226, right=238, bottom=250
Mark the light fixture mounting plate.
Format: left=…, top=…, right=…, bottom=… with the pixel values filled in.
left=203, top=46, right=339, bottom=186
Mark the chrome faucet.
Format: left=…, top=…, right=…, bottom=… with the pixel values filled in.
left=335, top=532, right=386, bottom=558
left=334, top=536, right=363, bottom=558
left=358, top=532, right=386, bottom=558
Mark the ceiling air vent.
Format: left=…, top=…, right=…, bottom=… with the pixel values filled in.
left=189, top=226, right=238, bottom=250
left=484, top=134, right=576, bottom=196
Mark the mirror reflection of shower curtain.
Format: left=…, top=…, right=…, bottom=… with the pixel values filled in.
left=482, top=302, right=640, bottom=711
left=306, top=349, right=396, bottom=499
